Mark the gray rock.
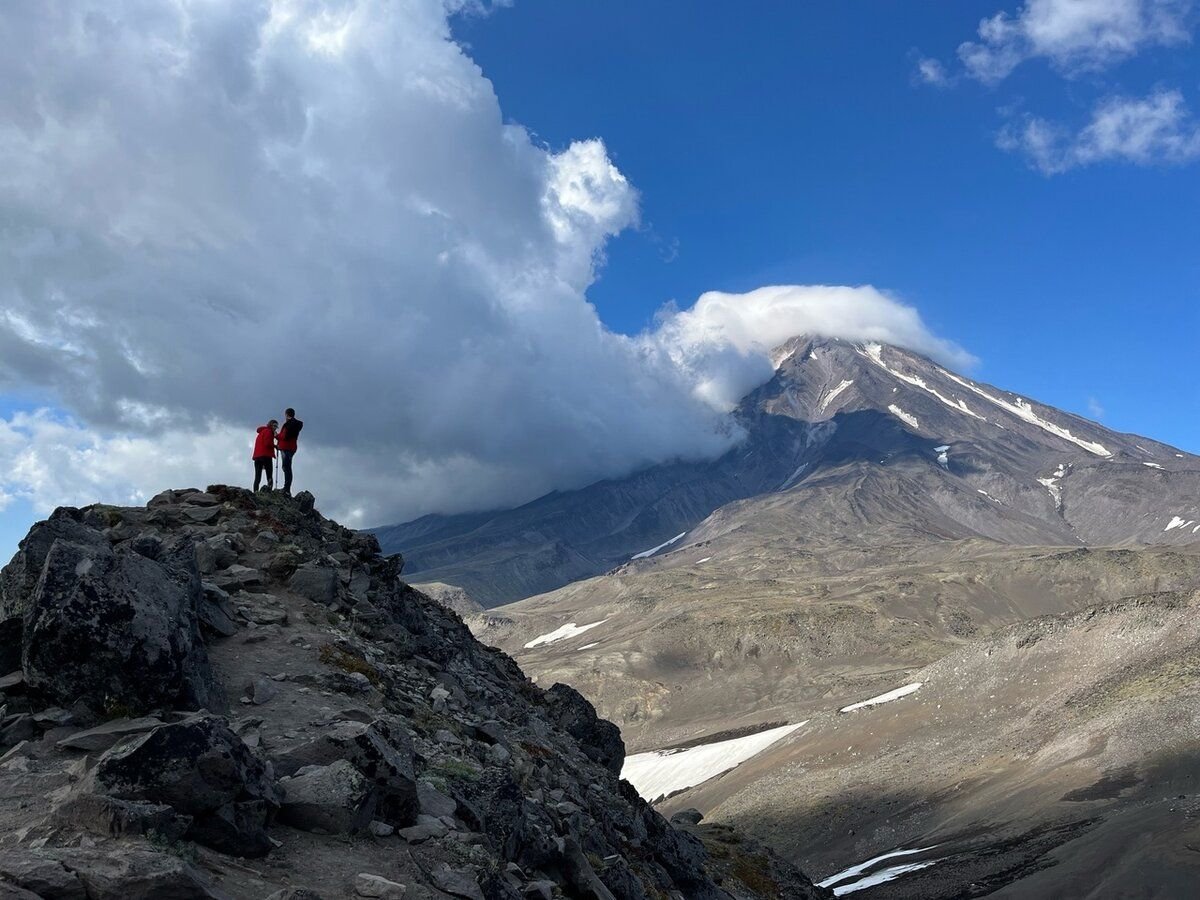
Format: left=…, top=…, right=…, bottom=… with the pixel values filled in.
left=0, top=714, right=34, bottom=746
left=212, top=564, right=265, bottom=592
left=670, top=808, right=704, bottom=826
left=487, top=744, right=511, bottom=765
left=246, top=677, right=279, bottom=705
left=82, top=713, right=279, bottom=857
left=198, top=583, right=239, bottom=637
left=367, top=820, right=394, bottom=837
left=0, top=671, right=24, bottom=692
left=0, top=850, right=86, bottom=899
left=19, top=528, right=217, bottom=714
left=278, top=760, right=376, bottom=834
left=271, top=719, right=417, bottom=826
left=522, top=883, right=554, bottom=900
left=354, top=873, right=406, bottom=898
left=184, top=493, right=220, bottom=507
left=397, top=814, right=448, bottom=843
left=265, top=891, right=327, bottom=900
left=542, top=684, right=624, bottom=775
left=32, top=707, right=74, bottom=728
left=252, top=531, right=280, bottom=551
left=417, top=782, right=456, bottom=819
left=182, top=506, right=220, bottom=524
left=289, top=565, right=338, bottom=605
left=56, top=720, right=163, bottom=753
left=430, top=865, right=483, bottom=900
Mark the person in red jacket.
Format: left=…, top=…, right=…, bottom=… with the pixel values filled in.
left=276, top=408, right=304, bottom=496
left=252, top=419, right=278, bottom=492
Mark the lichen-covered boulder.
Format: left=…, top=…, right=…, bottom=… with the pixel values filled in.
left=19, top=524, right=217, bottom=714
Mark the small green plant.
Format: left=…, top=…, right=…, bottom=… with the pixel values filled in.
left=318, top=644, right=384, bottom=687
left=432, top=758, right=481, bottom=782
left=146, top=830, right=199, bottom=863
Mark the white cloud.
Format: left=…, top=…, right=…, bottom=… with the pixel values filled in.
left=915, top=57, right=951, bottom=87
left=0, top=1, right=968, bottom=530
left=1000, top=88, right=1200, bottom=172
left=1087, top=396, right=1106, bottom=418
left=958, top=0, right=1192, bottom=82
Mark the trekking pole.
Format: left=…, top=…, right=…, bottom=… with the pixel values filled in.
left=275, top=453, right=279, bottom=491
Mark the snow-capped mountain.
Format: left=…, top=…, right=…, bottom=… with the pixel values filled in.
left=377, top=335, right=1200, bottom=605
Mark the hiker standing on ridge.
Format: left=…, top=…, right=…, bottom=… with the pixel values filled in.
left=276, top=408, right=304, bottom=496
left=252, top=419, right=278, bottom=492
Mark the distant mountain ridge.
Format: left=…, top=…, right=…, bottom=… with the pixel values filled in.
left=375, top=335, right=1200, bottom=606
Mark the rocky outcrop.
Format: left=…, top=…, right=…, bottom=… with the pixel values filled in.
left=0, top=486, right=828, bottom=899
left=5, top=507, right=217, bottom=715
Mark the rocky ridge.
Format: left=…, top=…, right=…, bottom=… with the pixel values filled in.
left=0, top=487, right=827, bottom=899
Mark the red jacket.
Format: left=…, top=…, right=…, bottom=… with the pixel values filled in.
left=252, top=426, right=276, bottom=460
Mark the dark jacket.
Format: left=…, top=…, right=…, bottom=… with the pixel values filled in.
left=277, top=418, right=304, bottom=452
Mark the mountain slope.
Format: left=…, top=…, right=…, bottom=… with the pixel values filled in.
left=377, top=336, right=1200, bottom=606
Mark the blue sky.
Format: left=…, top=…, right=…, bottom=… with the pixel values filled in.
left=460, top=0, right=1200, bottom=437
left=1, top=0, right=1198, bottom=562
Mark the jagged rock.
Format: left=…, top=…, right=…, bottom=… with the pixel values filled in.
left=0, top=714, right=34, bottom=746
left=19, top=524, right=217, bottom=714
left=57, top=717, right=163, bottom=752
left=397, top=814, right=448, bottom=843
left=265, top=890, right=327, bottom=900
left=199, top=583, right=239, bottom=637
left=0, top=672, right=24, bottom=693
left=252, top=531, right=281, bottom=551
left=522, top=882, right=554, bottom=900
left=81, top=714, right=279, bottom=857
left=295, top=491, right=316, bottom=514
left=542, top=684, right=624, bottom=775
left=289, top=565, right=338, bottom=605
left=354, top=873, right=407, bottom=898
left=417, top=782, right=456, bottom=819
left=194, top=535, right=238, bottom=574
left=212, top=564, right=265, bottom=592
left=278, top=760, right=376, bottom=834
left=0, top=847, right=223, bottom=899
left=184, top=493, right=220, bottom=508
left=272, top=720, right=417, bottom=826
left=431, top=865, right=483, bottom=900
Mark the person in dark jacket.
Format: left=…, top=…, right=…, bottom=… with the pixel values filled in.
left=276, top=408, right=304, bottom=496
left=252, top=420, right=278, bottom=492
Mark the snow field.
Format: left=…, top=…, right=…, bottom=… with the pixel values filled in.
left=631, top=532, right=687, bottom=560
left=621, top=722, right=807, bottom=801
left=839, top=682, right=922, bottom=713
left=524, top=618, right=610, bottom=649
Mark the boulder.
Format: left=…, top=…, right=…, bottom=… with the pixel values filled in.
left=354, top=874, right=406, bottom=898
left=53, top=793, right=192, bottom=842
left=82, top=714, right=279, bottom=857
left=199, top=583, right=239, bottom=637
left=279, top=760, right=376, bottom=834
left=20, top=532, right=217, bottom=714
left=288, top=565, right=338, bottom=605
left=271, top=719, right=417, bottom=826
left=542, top=684, right=625, bottom=775
left=211, top=565, right=265, bottom=593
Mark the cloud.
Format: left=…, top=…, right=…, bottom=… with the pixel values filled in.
left=1087, top=396, right=1106, bottom=418
left=646, top=285, right=976, bottom=411
left=957, top=0, right=1192, bottom=82
left=914, top=57, right=952, bottom=87
left=0, top=1, right=967, bottom=529
left=1000, top=88, right=1200, bottom=172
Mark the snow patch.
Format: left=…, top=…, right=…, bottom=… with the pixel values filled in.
left=831, top=861, right=939, bottom=896
left=858, top=345, right=985, bottom=420
left=1165, top=516, right=1190, bottom=532
left=819, top=379, right=854, bottom=413
left=840, top=683, right=922, bottom=713
left=695, top=556, right=713, bottom=564
left=818, top=846, right=940, bottom=890
left=933, top=445, right=949, bottom=467
left=524, top=619, right=610, bottom=649
left=1143, top=462, right=1165, bottom=470
left=938, top=370, right=1111, bottom=457
left=631, top=532, right=687, bottom=560
left=977, top=489, right=1003, bottom=504
left=622, top=722, right=806, bottom=801
left=577, top=642, right=600, bottom=651
left=887, top=405, right=920, bottom=429
left=780, top=462, right=809, bottom=491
